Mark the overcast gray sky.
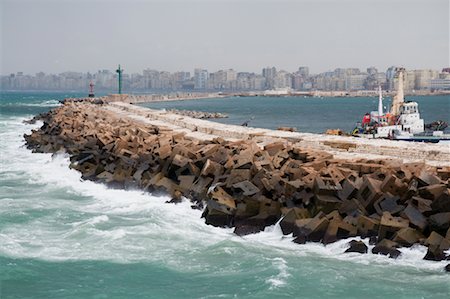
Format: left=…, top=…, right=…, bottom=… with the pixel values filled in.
left=1, top=0, right=449, bottom=75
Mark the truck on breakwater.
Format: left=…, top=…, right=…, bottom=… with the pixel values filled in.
left=24, top=94, right=450, bottom=270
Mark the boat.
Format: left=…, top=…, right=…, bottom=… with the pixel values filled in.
left=352, top=68, right=450, bottom=143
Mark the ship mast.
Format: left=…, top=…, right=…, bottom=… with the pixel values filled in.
left=377, top=85, right=383, bottom=117
left=390, top=68, right=405, bottom=116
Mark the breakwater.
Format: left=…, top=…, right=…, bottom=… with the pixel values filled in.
left=24, top=97, right=450, bottom=267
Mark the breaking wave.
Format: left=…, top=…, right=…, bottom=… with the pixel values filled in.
left=0, top=114, right=449, bottom=299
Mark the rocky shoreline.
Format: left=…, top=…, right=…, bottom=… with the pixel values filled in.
left=24, top=98, right=450, bottom=270
left=166, top=109, right=228, bottom=119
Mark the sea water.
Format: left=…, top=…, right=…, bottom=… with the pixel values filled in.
left=1, top=92, right=449, bottom=299
left=141, top=95, right=450, bottom=133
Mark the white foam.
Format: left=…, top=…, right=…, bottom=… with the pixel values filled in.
left=0, top=115, right=448, bottom=276
left=0, top=99, right=61, bottom=107
left=239, top=225, right=449, bottom=273
left=265, top=257, right=290, bottom=289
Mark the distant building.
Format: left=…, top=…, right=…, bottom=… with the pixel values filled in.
left=430, top=79, right=450, bottom=90
left=194, top=69, right=208, bottom=90
left=297, top=66, right=309, bottom=77
left=414, top=69, right=439, bottom=90
left=262, top=66, right=277, bottom=89
left=386, top=66, right=397, bottom=90
left=345, top=74, right=367, bottom=90
left=367, top=67, right=378, bottom=75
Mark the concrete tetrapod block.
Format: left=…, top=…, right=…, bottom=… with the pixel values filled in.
left=345, top=240, right=368, bottom=254
left=374, top=195, right=404, bottom=216
left=430, top=190, right=450, bottom=213
left=207, top=186, right=236, bottom=215
left=279, top=207, right=311, bottom=235
left=177, top=175, right=196, bottom=193
left=410, top=196, right=433, bottom=214
left=378, top=211, right=409, bottom=240
left=226, top=169, right=251, bottom=188
left=293, top=214, right=329, bottom=243
left=418, top=184, right=447, bottom=201
left=337, top=178, right=359, bottom=201
left=357, top=177, right=383, bottom=212
left=314, top=194, right=342, bottom=214
left=416, top=169, right=442, bottom=187
left=429, top=212, right=450, bottom=232
left=402, top=204, right=428, bottom=231
left=423, top=231, right=450, bottom=261
left=232, top=180, right=260, bottom=196
left=314, top=177, right=343, bottom=196
left=392, top=227, right=424, bottom=247
left=372, top=239, right=401, bottom=259
left=322, top=218, right=357, bottom=244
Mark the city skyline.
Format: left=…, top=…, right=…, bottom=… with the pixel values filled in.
left=1, top=0, right=448, bottom=74
left=3, top=65, right=449, bottom=92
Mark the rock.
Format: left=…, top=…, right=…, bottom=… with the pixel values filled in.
left=445, top=264, right=450, bottom=272
left=233, top=218, right=266, bottom=236
left=166, top=190, right=183, bottom=204
left=345, top=240, right=368, bottom=254
left=424, top=246, right=448, bottom=261
left=202, top=208, right=234, bottom=227
left=372, top=239, right=401, bottom=259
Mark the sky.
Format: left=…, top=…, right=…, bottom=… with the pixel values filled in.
left=0, top=0, right=449, bottom=75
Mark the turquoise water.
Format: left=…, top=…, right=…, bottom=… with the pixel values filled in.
left=141, top=95, right=450, bottom=133
left=1, top=92, right=449, bottom=299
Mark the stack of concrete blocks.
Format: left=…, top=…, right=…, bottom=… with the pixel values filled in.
left=24, top=100, right=450, bottom=263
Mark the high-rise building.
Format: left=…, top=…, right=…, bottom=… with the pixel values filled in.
left=194, top=69, right=208, bottom=90
left=262, top=67, right=277, bottom=89
left=298, top=66, right=309, bottom=77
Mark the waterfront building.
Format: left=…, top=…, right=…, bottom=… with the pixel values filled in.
left=430, top=78, right=450, bottom=90
left=414, top=69, right=439, bottom=90
left=194, top=69, right=208, bottom=90
left=345, top=74, right=367, bottom=90
left=262, top=66, right=277, bottom=89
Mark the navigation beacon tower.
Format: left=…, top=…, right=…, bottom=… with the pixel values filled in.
left=88, top=81, right=95, bottom=98
left=116, top=64, right=123, bottom=94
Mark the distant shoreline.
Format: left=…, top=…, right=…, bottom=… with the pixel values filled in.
left=2, top=89, right=449, bottom=100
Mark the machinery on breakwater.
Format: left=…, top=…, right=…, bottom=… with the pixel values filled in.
left=353, top=68, right=450, bottom=143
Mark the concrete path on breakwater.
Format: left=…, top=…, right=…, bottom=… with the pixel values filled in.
left=99, top=101, right=450, bottom=167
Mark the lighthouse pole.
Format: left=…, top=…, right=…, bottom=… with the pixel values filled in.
left=116, top=65, right=123, bottom=94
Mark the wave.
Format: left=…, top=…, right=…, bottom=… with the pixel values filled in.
left=265, top=257, right=290, bottom=289
left=0, top=115, right=448, bottom=278
left=0, top=99, right=61, bottom=108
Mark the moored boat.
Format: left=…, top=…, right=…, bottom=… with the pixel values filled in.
left=352, top=68, right=450, bottom=143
